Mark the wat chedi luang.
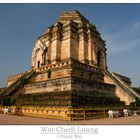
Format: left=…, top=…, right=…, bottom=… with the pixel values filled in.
left=0, top=10, right=140, bottom=120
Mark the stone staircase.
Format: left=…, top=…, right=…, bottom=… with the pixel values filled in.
left=103, top=70, right=140, bottom=104
left=1, top=70, right=35, bottom=97
left=112, top=73, right=140, bottom=98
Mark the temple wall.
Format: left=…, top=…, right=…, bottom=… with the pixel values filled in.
left=61, top=39, right=70, bottom=60
left=25, top=76, right=115, bottom=96
left=24, top=77, right=72, bottom=94
left=70, top=38, right=79, bottom=60
left=71, top=77, right=115, bottom=95
left=71, top=59, right=104, bottom=82
left=24, top=59, right=114, bottom=96
left=35, top=69, right=69, bottom=82
left=23, top=59, right=114, bottom=97
left=33, top=59, right=105, bottom=83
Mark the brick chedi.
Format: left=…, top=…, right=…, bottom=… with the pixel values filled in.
left=25, top=10, right=116, bottom=108
left=2, top=10, right=140, bottom=120
left=31, top=10, right=107, bottom=69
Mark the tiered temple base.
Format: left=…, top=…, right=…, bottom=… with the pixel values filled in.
left=9, top=59, right=125, bottom=120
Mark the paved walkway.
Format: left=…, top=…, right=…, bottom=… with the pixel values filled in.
left=0, top=114, right=140, bottom=124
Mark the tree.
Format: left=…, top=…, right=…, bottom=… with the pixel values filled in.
left=129, top=97, right=140, bottom=109
left=2, top=95, right=11, bottom=106
left=47, top=69, right=52, bottom=79
left=133, top=86, right=140, bottom=94
left=129, top=102, right=136, bottom=110
left=135, top=97, right=140, bottom=107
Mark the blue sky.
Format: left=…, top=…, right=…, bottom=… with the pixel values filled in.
left=0, top=3, right=140, bottom=87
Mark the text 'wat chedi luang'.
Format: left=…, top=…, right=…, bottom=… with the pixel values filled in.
left=0, top=11, right=140, bottom=120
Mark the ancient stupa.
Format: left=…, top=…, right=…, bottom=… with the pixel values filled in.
left=0, top=11, right=139, bottom=120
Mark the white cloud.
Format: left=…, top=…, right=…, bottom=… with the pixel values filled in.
left=133, top=21, right=140, bottom=29
left=102, top=33, right=140, bottom=54
left=99, top=20, right=140, bottom=55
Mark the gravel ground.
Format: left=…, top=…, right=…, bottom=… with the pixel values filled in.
left=0, top=114, right=140, bottom=125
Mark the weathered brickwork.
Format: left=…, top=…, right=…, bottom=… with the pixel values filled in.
left=3, top=10, right=139, bottom=120
left=31, top=11, right=107, bottom=70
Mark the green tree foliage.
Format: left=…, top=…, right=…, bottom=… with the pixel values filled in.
left=135, top=97, right=140, bottom=107
left=47, top=69, right=52, bottom=79
left=129, top=102, right=136, bottom=110
left=132, top=86, right=140, bottom=109
left=133, top=86, right=140, bottom=94
left=2, top=95, right=11, bottom=106
left=129, top=97, right=140, bottom=110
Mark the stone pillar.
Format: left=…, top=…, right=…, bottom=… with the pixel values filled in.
left=61, top=20, right=79, bottom=61
left=51, top=22, right=62, bottom=64
left=92, top=48, right=96, bottom=66
left=105, top=51, right=107, bottom=69
left=87, top=28, right=94, bottom=65
left=61, top=21, right=71, bottom=60
left=45, top=51, right=48, bottom=65
left=46, top=30, right=52, bottom=65
left=69, top=21, right=79, bottom=60
left=78, top=23, right=88, bottom=64
left=102, top=48, right=107, bottom=70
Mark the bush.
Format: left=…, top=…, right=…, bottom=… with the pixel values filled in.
left=2, top=95, right=11, bottom=106
left=129, top=102, right=136, bottom=110
left=129, top=97, right=140, bottom=110
left=47, top=69, right=52, bottom=79
left=135, top=97, right=140, bottom=107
